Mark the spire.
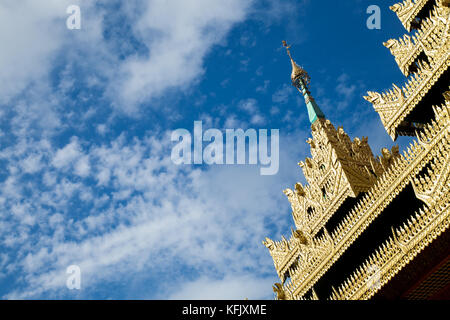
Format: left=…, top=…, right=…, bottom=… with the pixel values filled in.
left=282, top=41, right=325, bottom=124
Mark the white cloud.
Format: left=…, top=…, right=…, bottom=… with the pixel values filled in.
left=239, top=99, right=258, bottom=114
left=74, top=156, right=91, bottom=177
left=335, top=73, right=357, bottom=110
left=21, top=154, right=43, bottom=174
left=251, top=114, right=265, bottom=125
left=110, top=0, right=253, bottom=111
left=168, top=274, right=275, bottom=300
left=52, top=138, right=83, bottom=169
left=256, top=80, right=270, bottom=93
left=272, top=84, right=293, bottom=104
left=0, top=0, right=313, bottom=300
left=1, top=0, right=253, bottom=114
left=0, top=0, right=85, bottom=104
left=1, top=129, right=306, bottom=299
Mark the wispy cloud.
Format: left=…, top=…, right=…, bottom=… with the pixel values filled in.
left=0, top=0, right=314, bottom=300
left=335, top=73, right=357, bottom=110
left=111, top=0, right=253, bottom=112
left=272, top=84, right=293, bottom=104
left=2, top=131, right=300, bottom=299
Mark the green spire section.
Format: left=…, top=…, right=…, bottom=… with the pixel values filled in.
left=282, top=41, right=326, bottom=124
left=297, top=79, right=325, bottom=124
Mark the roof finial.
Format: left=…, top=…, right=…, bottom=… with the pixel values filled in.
left=282, top=41, right=325, bottom=124
left=282, top=40, right=293, bottom=60
left=282, top=41, right=310, bottom=88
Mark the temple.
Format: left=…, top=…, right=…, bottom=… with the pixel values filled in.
left=264, top=0, right=449, bottom=300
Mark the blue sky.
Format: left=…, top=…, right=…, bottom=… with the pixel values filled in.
left=0, top=0, right=414, bottom=299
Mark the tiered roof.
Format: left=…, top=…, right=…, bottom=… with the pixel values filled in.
left=365, top=0, right=449, bottom=139
left=265, top=1, right=449, bottom=299
left=267, top=101, right=449, bottom=299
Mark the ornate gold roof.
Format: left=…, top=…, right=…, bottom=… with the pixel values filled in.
left=265, top=101, right=449, bottom=299
left=390, top=0, right=435, bottom=32
left=264, top=0, right=450, bottom=300
left=384, top=2, right=449, bottom=76
left=365, top=1, right=449, bottom=140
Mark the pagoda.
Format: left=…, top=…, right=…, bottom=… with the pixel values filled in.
left=264, top=0, right=449, bottom=300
